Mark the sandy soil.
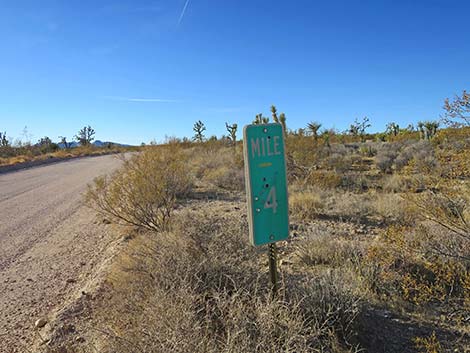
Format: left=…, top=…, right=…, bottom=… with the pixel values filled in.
left=0, top=155, right=125, bottom=353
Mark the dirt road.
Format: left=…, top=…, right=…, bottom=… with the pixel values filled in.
left=0, top=155, right=125, bottom=352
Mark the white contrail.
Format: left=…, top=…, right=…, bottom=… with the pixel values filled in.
left=178, top=0, right=191, bottom=25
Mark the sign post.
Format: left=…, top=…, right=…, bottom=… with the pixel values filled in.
left=243, top=123, right=289, bottom=296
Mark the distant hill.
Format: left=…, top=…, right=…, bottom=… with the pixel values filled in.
left=57, top=140, right=131, bottom=149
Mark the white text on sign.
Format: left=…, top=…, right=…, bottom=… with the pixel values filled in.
left=250, top=136, right=282, bottom=159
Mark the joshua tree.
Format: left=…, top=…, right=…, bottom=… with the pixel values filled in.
left=253, top=114, right=269, bottom=125
left=442, top=90, right=470, bottom=127
left=307, top=121, right=322, bottom=140
left=192, top=120, right=206, bottom=142
left=424, top=121, right=439, bottom=140
left=0, top=131, right=9, bottom=147
left=279, top=112, right=287, bottom=136
left=321, top=129, right=335, bottom=148
left=385, top=122, right=400, bottom=136
left=38, top=136, right=58, bottom=153
left=225, top=122, right=238, bottom=144
left=37, top=136, right=52, bottom=146
left=271, top=105, right=279, bottom=123
left=417, top=121, right=424, bottom=139
left=417, top=121, right=439, bottom=140
left=59, top=136, right=69, bottom=149
left=269, top=105, right=287, bottom=135
left=349, top=117, right=371, bottom=142
left=75, top=125, right=95, bottom=146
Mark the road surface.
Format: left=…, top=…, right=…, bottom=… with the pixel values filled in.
left=0, top=154, right=125, bottom=352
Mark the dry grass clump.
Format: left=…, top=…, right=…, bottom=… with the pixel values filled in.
left=295, top=232, right=363, bottom=268
left=306, top=170, right=343, bottom=189
left=382, top=174, right=413, bottom=193
left=86, top=145, right=192, bottom=232
left=89, top=207, right=363, bottom=353
left=372, top=193, right=408, bottom=224
left=364, top=187, right=470, bottom=311
left=290, top=185, right=409, bottom=225
left=324, top=192, right=374, bottom=222
left=289, top=189, right=324, bottom=221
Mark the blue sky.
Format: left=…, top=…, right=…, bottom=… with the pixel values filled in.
left=0, top=0, right=469, bottom=145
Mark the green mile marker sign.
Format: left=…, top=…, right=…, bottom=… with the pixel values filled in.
left=243, top=123, right=289, bottom=246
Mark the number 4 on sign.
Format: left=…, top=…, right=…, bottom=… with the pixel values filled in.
left=264, top=186, right=278, bottom=214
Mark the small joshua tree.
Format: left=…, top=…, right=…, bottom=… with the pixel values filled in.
left=349, top=117, right=371, bottom=142
left=271, top=105, right=279, bottom=123
left=193, top=120, right=206, bottom=142
left=255, top=106, right=287, bottom=137
left=279, top=112, right=287, bottom=136
left=59, top=136, right=69, bottom=149
left=307, top=121, right=322, bottom=140
left=0, top=131, right=9, bottom=147
left=225, top=122, right=238, bottom=145
left=418, top=121, right=439, bottom=140
left=385, top=122, right=400, bottom=136
left=253, top=114, right=269, bottom=125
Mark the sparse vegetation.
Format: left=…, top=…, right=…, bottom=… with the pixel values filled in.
left=48, top=102, right=470, bottom=352
left=0, top=126, right=137, bottom=168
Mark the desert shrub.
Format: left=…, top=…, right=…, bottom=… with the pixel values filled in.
left=382, top=174, right=413, bottom=193
left=343, top=143, right=360, bottom=152
left=375, top=151, right=395, bottom=173
left=306, top=170, right=343, bottom=189
left=203, top=165, right=245, bottom=191
left=340, top=173, right=370, bottom=192
left=91, top=208, right=363, bottom=353
left=413, top=332, right=442, bottom=353
left=329, top=143, right=350, bottom=156
left=86, top=145, right=192, bottom=232
left=358, top=143, right=377, bottom=157
left=325, top=192, right=374, bottom=222
left=188, top=144, right=244, bottom=191
left=327, top=153, right=352, bottom=173
left=395, top=141, right=438, bottom=173
left=436, top=136, right=470, bottom=179
left=286, top=138, right=326, bottom=183
left=365, top=187, right=470, bottom=307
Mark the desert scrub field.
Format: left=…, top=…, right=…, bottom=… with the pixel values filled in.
left=44, top=127, right=469, bottom=353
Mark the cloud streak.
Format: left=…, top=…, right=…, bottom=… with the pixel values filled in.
left=105, top=96, right=180, bottom=103
left=178, top=0, right=191, bottom=25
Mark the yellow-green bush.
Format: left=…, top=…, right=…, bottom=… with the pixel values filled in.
left=86, top=145, right=192, bottom=232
